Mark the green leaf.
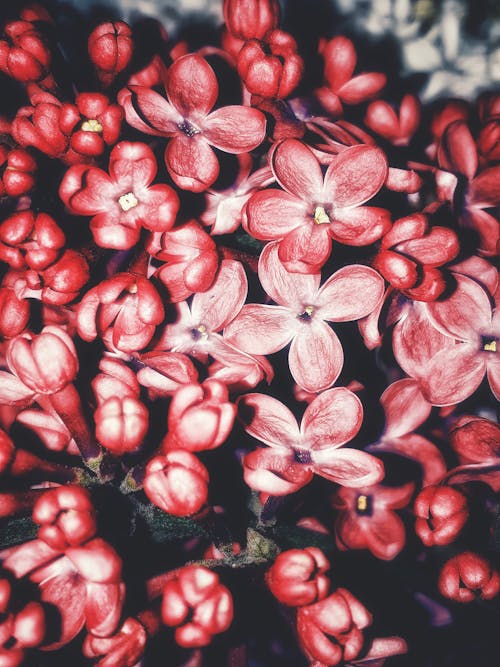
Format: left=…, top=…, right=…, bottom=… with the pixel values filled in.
left=134, top=503, right=207, bottom=544
left=272, top=525, right=334, bottom=553
left=0, top=515, right=38, bottom=549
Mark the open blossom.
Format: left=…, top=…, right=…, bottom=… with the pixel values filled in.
left=225, top=242, right=384, bottom=392
left=239, top=387, right=384, bottom=495
left=332, top=481, right=414, bottom=560
left=59, top=141, right=179, bottom=249
left=118, top=54, right=267, bottom=192
left=393, top=274, right=500, bottom=405
left=244, top=139, right=390, bottom=273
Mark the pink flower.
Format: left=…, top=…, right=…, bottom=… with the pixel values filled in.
left=59, top=141, right=179, bottom=249
left=225, top=242, right=384, bottom=392
left=332, top=481, right=414, bottom=560
left=394, top=274, right=500, bottom=405
left=118, top=54, right=267, bottom=192
left=239, top=387, right=384, bottom=495
left=244, top=139, right=390, bottom=273
left=364, top=95, right=420, bottom=146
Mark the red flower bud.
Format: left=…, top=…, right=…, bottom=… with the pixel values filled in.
left=162, top=380, right=236, bottom=452
left=83, top=617, right=147, bottom=667
left=39, top=249, right=89, bottom=305
left=0, top=211, right=65, bottom=271
left=7, top=326, right=78, bottom=394
left=161, top=566, right=233, bottom=647
left=0, top=145, right=36, bottom=197
left=438, top=552, right=500, bottom=603
left=0, top=21, right=51, bottom=83
left=414, top=485, right=469, bottom=546
left=297, top=588, right=372, bottom=665
left=144, top=450, right=209, bottom=516
left=237, top=29, right=303, bottom=99
left=0, top=286, right=30, bottom=338
left=88, top=21, right=133, bottom=87
left=77, top=273, right=164, bottom=353
left=266, top=548, right=330, bottom=606
left=32, top=485, right=97, bottom=550
left=223, top=0, right=280, bottom=40
left=95, top=395, right=149, bottom=455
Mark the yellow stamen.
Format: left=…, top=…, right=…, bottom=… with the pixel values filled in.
left=118, top=192, right=138, bottom=211
left=81, top=119, right=103, bottom=133
left=357, top=495, right=368, bottom=512
left=483, top=340, right=497, bottom=353
left=314, top=206, right=330, bottom=225
left=128, top=283, right=138, bottom=294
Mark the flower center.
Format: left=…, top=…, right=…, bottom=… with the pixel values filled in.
left=191, top=324, right=208, bottom=341
left=128, top=283, right=138, bottom=294
left=298, top=305, right=315, bottom=321
left=118, top=192, right=139, bottom=211
left=293, top=448, right=312, bottom=464
left=178, top=120, right=200, bottom=137
left=313, top=205, right=330, bottom=225
left=81, top=118, right=103, bottom=133
left=482, top=336, right=497, bottom=353
left=356, top=494, right=373, bottom=515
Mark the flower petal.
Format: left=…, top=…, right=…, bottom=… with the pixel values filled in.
left=203, top=106, right=266, bottom=153
left=191, top=259, right=247, bottom=331
left=270, top=139, right=324, bottom=200
left=330, top=206, right=391, bottom=246
left=246, top=189, right=309, bottom=240
left=238, top=392, right=300, bottom=448
left=301, top=386, right=363, bottom=450
left=363, top=509, right=406, bottom=560
left=313, top=448, right=385, bottom=487
left=316, top=265, right=385, bottom=321
left=258, top=241, right=320, bottom=308
left=324, top=145, right=387, bottom=207
left=165, top=135, right=219, bottom=192
left=119, top=85, right=181, bottom=135
left=381, top=378, right=432, bottom=439
left=288, top=320, right=344, bottom=393
left=224, top=304, right=296, bottom=354
left=243, top=448, right=312, bottom=495
left=278, top=222, right=332, bottom=274
left=166, top=54, right=218, bottom=120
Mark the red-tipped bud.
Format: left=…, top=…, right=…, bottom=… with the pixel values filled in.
left=0, top=146, right=36, bottom=197
left=95, top=395, right=149, bottom=455
left=32, top=485, right=97, bottom=550
left=0, top=286, right=30, bottom=339
left=162, top=380, right=236, bottom=452
left=438, top=552, right=500, bottom=603
left=7, top=326, right=78, bottom=394
left=0, top=21, right=51, bottom=83
left=414, top=485, right=469, bottom=546
left=266, top=548, right=330, bottom=606
left=144, top=450, right=209, bottom=516
left=237, top=30, right=303, bottom=99
left=223, top=0, right=280, bottom=40
left=161, top=566, right=233, bottom=647
left=88, top=21, right=133, bottom=86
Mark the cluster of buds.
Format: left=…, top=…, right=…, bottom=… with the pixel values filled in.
left=0, top=0, right=497, bottom=665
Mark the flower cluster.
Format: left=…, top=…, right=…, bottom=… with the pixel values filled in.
left=0, top=0, right=498, bottom=665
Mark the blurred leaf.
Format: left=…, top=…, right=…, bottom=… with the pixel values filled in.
left=272, top=525, right=334, bottom=553
left=0, top=515, right=38, bottom=549
left=133, top=502, right=207, bottom=544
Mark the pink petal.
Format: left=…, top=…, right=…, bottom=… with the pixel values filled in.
left=119, top=86, right=181, bottom=135
left=313, top=448, right=385, bottom=487
left=85, top=581, right=125, bottom=637
left=316, top=265, right=385, bottom=322
left=322, top=36, right=357, bottom=91
left=166, top=54, right=218, bottom=120
left=438, top=121, right=478, bottom=180
left=337, top=72, right=386, bottom=104
left=330, top=206, right=391, bottom=246
left=396, top=227, right=460, bottom=266
left=64, top=167, right=116, bottom=215
left=246, top=190, right=309, bottom=240
left=468, top=165, right=500, bottom=206
left=224, top=304, right=296, bottom=354
left=463, top=207, right=500, bottom=256
left=243, top=448, right=313, bottom=495
left=38, top=570, right=86, bottom=649
left=419, top=344, right=486, bottom=406
left=487, top=353, right=500, bottom=400
left=364, top=510, right=405, bottom=560
left=324, top=145, right=387, bottom=207
left=90, top=212, right=141, bottom=250
left=426, top=274, right=491, bottom=341
left=237, top=392, right=300, bottom=448
left=191, top=259, right=247, bottom=331
left=165, top=135, right=219, bottom=192
left=365, top=101, right=400, bottom=141
left=0, top=371, right=35, bottom=405
left=288, top=320, right=344, bottom=393
left=301, top=387, right=363, bottom=449
left=370, top=434, right=447, bottom=486
left=270, top=139, right=324, bottom=200
left=203, top=106, right=266, bottom=153
left=108, top=142, right=158, bottom=190
left=381, top=378, right=432, bottom=438
left=278, top=223, right=332, bottom=274
left=258, top=241, right=320, bottom=309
